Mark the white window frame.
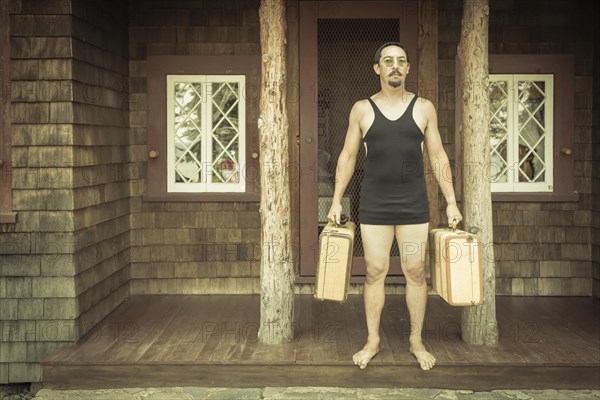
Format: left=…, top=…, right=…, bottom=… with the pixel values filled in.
left=489, top=74, right=554, bottom=193
left=166, top=75, right=246, bottom=193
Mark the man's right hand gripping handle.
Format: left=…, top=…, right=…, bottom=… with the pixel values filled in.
left=327, top=202, right=344, bottom=225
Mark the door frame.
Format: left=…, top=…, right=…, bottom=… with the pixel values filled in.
left=298, top=0, right=419, bottom=277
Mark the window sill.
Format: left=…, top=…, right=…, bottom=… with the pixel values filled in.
left=0, top=212, right=18, bottom=224
left=143, top=193, right=260, bottom=203
left=457, top=192, right=579, bottom=202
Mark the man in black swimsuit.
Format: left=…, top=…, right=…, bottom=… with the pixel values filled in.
left=327, top=42, right=463, bottom=370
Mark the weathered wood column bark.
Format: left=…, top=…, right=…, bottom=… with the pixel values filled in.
left=258, top=0, right=295, bottom=344
left=456, top=0, right=498, bottom=345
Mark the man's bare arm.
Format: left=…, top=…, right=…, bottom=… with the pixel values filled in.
left=422, top=100, right=463, bottom=225
left=327, top=101, right=365, bottom=223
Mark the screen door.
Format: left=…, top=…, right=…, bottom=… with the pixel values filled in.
left=299, top=1, right=419, bottom=277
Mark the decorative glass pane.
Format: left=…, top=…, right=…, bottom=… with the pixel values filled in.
left=489, top=80, right=509, bottom=183
left=211, top=82, right=240, bottom=183
left=532, top=138, right=546, bottom=182
left=173, top=82, right=203, bottom=183
left=517, top=81, right=546, bottom=183
left=167, top=75, right=246, bottom=193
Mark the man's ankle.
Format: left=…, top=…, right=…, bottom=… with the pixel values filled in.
left=408, top=335, right=423, bottom=344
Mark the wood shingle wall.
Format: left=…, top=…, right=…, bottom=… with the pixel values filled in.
left=69, top=1, right=131, bottom=336
left=128, top=0, right=262, bottom=295
left=439, top=0, right=595, bottom=296
left=0, top=0, right=131, bottom=384
left=2, top=0, right=78, bottom=383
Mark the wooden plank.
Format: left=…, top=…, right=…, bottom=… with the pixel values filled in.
left=548, top=298, right=600, bottom=344
left=372, top=295, right=406, bottom=365
left=312, top=298, right=358, bottom=365
left=208, top=295, right=258, bottom=363
left=42, top=295, right=600, bottom=387
left=379, top=294, right=409, bottom=365
left=495, top=297, right=564, bottom=366
left=149, top=296, right=212, bottom=362
left=488, top=299, right=528, bottom=366
left=419, top=297, right=460, bottom=366
left=233, top=304, right=262, bottom=363
left=42, top=344, right=80, bottom=364
left=494, top=297, right=551, bottom=365
left=222, top=295, right=261, bottom=362
left=96, top=297, right=181, bottom=362
left=514, top=298, right=599, bottom=364
left=441, top=298, right=506, bottom=366
left=96, top=296, right=184, bottom=362
left=247, top=297, right=296, bottom=364
left=427, top=299, right=472, bottom=365
left=164, top=297, right=231, bottom=362
left=123, top=296, right=188, bottom=362
left=331, top=302, right=353, bottom=365
left=61, top=297, right=139, bottom=363
left=304, top=299, right=343, bottom=364
left=42, top=364, right=600, bottom=390
left=292, top=294, right=312, bottom=364
left=136, top=296, right=196, bottom=362
left=344, top=295, right=369, bottom=363
left=193, top=296, right=233, bottom=362
left=162, top=296, right=223, bottom=363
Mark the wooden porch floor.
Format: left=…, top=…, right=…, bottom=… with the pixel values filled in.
left=43, top=295, right=600, bottom=390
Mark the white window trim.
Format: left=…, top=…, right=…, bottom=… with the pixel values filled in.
left=489, top=74, right=554, bottom=193
left=166, top=75, right=246, bottom=193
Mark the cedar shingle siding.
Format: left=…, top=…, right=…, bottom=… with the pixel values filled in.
left=128, top=0, right=262, bottom=296
left=2, top=0, right=130, bottom=384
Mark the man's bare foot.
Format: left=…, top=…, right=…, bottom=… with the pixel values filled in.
left=352, top=342, right=380, bottom=369
left=409, top=340, right=436, bottom=370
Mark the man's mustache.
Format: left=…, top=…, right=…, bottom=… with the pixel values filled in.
left=388, top=71, right=403, bottom=76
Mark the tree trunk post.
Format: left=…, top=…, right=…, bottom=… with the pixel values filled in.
left=456, top=0, right=499, bottom=345
left=258, top=0, right=295, bottom=344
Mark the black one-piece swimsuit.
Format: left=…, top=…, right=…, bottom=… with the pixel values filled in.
left=359, top=95, right=430, bottom=225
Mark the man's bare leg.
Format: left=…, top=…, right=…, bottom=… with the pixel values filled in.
left=353, top=224, right=395, bottom=369
left=396, top=223, right=436, bottom=370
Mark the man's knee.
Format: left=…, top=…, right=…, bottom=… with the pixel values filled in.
left=365, top=261, right=388, bottom=283
left=403, top=262, right=426, bottom=284
left=401, top=241, right=427, bottom=264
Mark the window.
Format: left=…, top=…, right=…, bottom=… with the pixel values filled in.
left=454, top=54, right=576, bottom=201
left=489, top=74, right=553, bottom=192
left=146, top=56, right=260, bottom=202
left=167, top=75, right=246, bottom=193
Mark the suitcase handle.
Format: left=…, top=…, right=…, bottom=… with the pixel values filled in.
left=330, top=213, right=349, bottom=226
left=339, top=213, right=349, bottom=225
left=447, top=219, right=482, bottom=236
left=449, top=218, right=458, bottom=232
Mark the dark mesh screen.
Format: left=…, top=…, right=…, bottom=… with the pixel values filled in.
left=317, top=19, right=400, bottom=257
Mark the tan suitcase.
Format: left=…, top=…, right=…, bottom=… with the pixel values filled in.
left=315, top=221, right=356, bottom=303
left=429, top=226, right=483, bottom=306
